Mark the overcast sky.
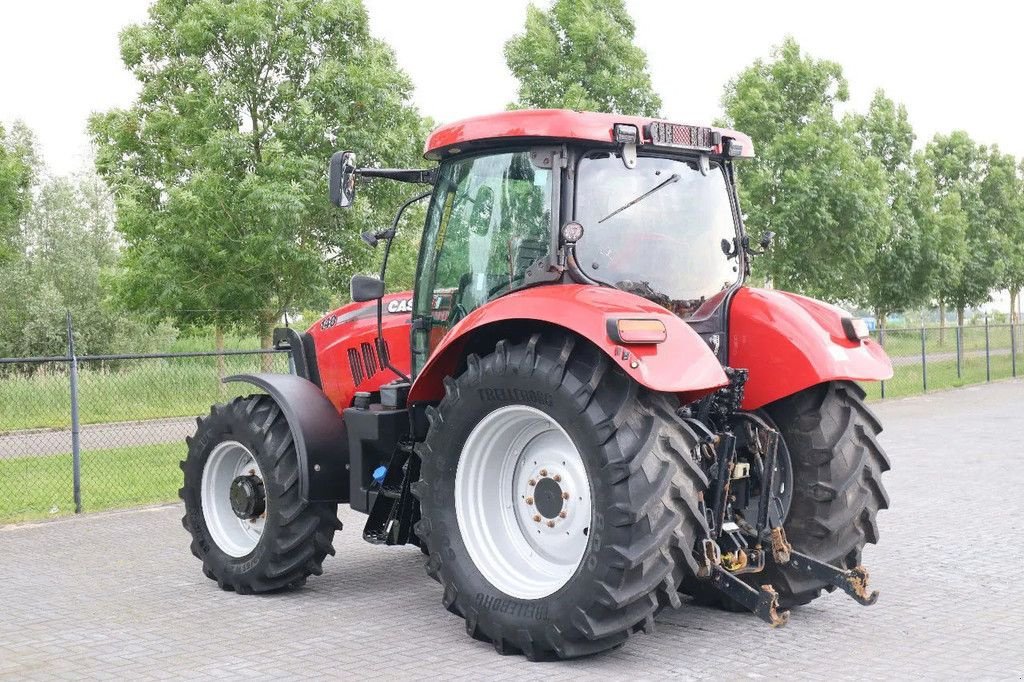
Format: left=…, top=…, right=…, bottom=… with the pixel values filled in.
left=1, top=0, right=1022, bottom=177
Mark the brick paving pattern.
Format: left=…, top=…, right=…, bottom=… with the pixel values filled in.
left=1, top=380, right=1022, bottom=679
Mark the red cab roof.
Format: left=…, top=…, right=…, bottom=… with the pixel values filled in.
left=423, top=109, right=753, bottom=160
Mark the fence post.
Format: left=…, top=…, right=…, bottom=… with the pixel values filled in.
left=956, top=324, right=962, bottom=379
left=1013, top=323, right=1018, bottom=378
left=878, top=328, right=885, bottom=399
left=67, top=312, right=82, bottom=515
left=920, top=326, right=927, bottom=392
left=985, top=315, right=990, bottom=382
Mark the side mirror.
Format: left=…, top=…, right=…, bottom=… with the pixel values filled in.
left=329, top=151, right=357, bottom=208
left=350, top=274, right=385, bottom=302
left=759, top=230, right=775, bottom=251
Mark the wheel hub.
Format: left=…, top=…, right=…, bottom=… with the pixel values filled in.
left=230, top=474, right=266, bottom=520
left=532, top=476, right=564, bottom=519
left=455, top=404, right=593, bottom=600
left=200, top=440, right=267, bottom=558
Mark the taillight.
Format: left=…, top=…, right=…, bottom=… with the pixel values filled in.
left=608, top=318, right=667, bottom=344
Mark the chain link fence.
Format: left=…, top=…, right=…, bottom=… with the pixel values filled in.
left=2, top=318, right=1021, bottom=525
left=0, top=348, right=291, bottom=524
left=863, top=321, right=1023, bottom=400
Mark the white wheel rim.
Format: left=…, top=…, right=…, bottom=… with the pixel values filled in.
left=455, top=405, right=592, bottom=600
left=201, top=440, right=266, bottom=558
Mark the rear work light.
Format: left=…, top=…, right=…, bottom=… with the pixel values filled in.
left=645, top=122, right=719, bottom=151
left=608, top=318, right=668, bottom=344
left=842, top=317, right=871, bottom=342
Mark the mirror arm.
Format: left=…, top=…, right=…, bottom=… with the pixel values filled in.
left=357, top=168, right=436, bottom=185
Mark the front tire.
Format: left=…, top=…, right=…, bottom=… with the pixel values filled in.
left=180, top=395, right=341, bottom=594
left=413, top=333, right=708, bottom=660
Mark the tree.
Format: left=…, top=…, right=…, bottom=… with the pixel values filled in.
left=0, top=169, right=175, bottom=359
left=89, top=0, right=429, bottom=366
left=924, top=131, right=1001, bottom=327
left=850, top=90, right=927, bottom=327
left=505, top=0, right=661, bottom=115
left=0, top=122, right=37, bottom=263
left=721, top=38, right=891, bottom=303
left=981, top=149, right=1024, bottom=324
left=911, top=154, right=967, bottom=343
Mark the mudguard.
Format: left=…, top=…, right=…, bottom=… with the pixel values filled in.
left=408, top=284, right=729, bottom=404
left=729, top=287, right=892, bottom=410
left=224, top=373, right=350, bottom=503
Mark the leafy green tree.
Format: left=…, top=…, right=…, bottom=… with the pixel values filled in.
left=850, top=90, right=927, bottom=327
left=505, top=0, right=661, bottom=115
left=924, top=131, right=1001, bottom=326
left=0, top=170, right=175, bottom=359
left=89, top=0, right=429, bottom=363
left=0, top=122, right=37, bottom=263
left=721, top=38, right=891, bottom=303
left=910, top=153, right=967, bottom=343
left=981, top=149, right=1024, bottom=323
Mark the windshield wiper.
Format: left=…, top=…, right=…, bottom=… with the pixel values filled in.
left=598, top=173, right=680, bottom=224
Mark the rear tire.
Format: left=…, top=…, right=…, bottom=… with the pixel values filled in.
left=413, top=332, right=708, bottom=660
left=684, top=381, right=890, bottom=609
left=180, top=395, right=341, bottom=594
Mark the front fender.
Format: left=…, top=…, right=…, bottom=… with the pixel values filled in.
left=408, top=284, right=728, bottom=404
left=729, top=287, right=892, bottom=410
left=224, top=373, right=350, bottom=503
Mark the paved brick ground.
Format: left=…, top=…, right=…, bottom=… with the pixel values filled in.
left=1, top=380, right=1022, bottom=679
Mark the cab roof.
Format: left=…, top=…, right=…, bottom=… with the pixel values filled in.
left=423, top=109, right=754, bottom=161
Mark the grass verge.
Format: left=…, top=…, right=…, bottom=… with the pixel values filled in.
left=0, top=442, right=183, bottom=524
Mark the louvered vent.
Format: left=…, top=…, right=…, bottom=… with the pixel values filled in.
left=361, top=342, right=378, bottom=377
left=347, top=348, right=364, bottom=386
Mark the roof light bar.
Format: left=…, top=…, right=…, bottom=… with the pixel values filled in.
left=645, top=122, right=718, bottom=151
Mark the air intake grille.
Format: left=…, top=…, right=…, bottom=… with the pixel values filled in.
left=347, top=348, right=364, bottom=386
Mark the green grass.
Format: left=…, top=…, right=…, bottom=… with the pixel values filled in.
left=0, top=442, right=184, bottom=524
left=862, top=351, right=1019, bottom=400
left=872, top=324, right=1022, bottom=357
left=0, top=352, right=290, bottom=432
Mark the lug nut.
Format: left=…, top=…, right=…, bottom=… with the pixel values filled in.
left=546, top=520, right=555, bottom=528
left=561, top=492, right=570, bottom=500
left=558, top=511, right=567, bottom=518
left=528, top=479, right=536, bottom=487
left=540, top=469, right=548, bottom=477
left=553, top=474, right=561, bottom=482
left=533, top=514, right=542, bottom=523
left=525, top=497, right=534, bottom=505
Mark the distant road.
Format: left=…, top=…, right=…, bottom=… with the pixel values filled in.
left=0, top=416, right=196, bottom=459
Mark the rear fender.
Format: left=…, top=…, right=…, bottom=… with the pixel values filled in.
left=408, top=284, right=728, bottom=404
left=224, top=373, right=350, bottom=503
left=729, top=287, right=892, bottom=410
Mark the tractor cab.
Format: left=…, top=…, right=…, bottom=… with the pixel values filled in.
left=330, top=110, right=761, bottom=379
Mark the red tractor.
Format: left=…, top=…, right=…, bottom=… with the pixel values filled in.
left=180, top=110, right=892, bottom=660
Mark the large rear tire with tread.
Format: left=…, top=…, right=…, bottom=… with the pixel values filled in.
left=180, top=395, right=341, bottom=594
left=684, top=381, right=890, bottom=609
left=413, top=332, right=708, bottom=660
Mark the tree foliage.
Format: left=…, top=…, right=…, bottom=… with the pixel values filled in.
left=721, top=38, right=890, bottom=303
left=981, top=149, right=1024, bottom=320
left=0, top=122, right=37, bottom=263
left=849, top=91, right=924, bottom=320
left=505, top=0, right=661, bottom=115
left=923, top=131, right=1002, bottom=320
left=89, top=0, right=429, bottom=344
left=0, top=169, right=176, bottom=358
